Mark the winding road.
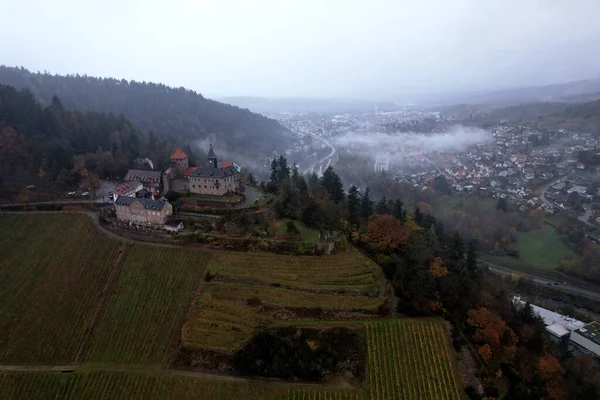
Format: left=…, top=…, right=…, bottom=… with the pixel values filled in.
left=304, top=135, right=336, bottom=175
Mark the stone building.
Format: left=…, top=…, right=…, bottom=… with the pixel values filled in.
left=163, top=144, right=240, bottom=196
left=162, top=147, right=193, bottom=193
left=114, top=196, right=173, bottom=226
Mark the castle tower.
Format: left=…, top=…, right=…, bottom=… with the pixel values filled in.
left=207, top=144, right=218, bottom=169
left=170, top=147, right=189, bottom=178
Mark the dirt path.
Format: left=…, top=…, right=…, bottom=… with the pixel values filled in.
left=73, top=244, right=127, bottom=363
left=0, top=364, right=354, bottom=390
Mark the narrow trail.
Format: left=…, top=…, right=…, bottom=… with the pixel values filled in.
left=0, top=365, right=354, bottom=390
left=73, top=244, right=127, bottom=364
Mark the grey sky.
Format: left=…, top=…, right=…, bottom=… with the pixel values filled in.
left=1, top=0, right=599, bottom=100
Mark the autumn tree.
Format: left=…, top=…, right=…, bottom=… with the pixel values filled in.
left=360, top=214, right=410, bottom=253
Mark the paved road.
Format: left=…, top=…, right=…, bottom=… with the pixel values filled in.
left=539, top=176, right=564, bottom=208
left=240, top=185, right=261, bottom=207
left=486, top=266, right=600, bottom=302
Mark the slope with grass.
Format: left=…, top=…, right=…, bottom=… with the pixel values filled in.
left=0, top=213, right=120, bottom=364
left=182, top=249, right=386, bottom=352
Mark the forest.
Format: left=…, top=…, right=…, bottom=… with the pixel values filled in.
left=0, top=84, right=186, bottom=193
left=261, top=157, right=600, bottom=399
left=0, top=66, right=294, bottom=160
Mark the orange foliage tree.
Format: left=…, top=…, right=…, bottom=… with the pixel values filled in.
left=467, top=307, right=517, bottom=365
left=360, top=214, right=411, bottom=253
left=429, top=257, right=448, bottom=278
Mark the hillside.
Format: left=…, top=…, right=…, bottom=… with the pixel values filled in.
left=0, top=212, right=463, bottom=399
left=463, top=99, right=600, bottom=133
left=219, top=96, right=400, bottom=115
left=0, top=66, right=294, bottom=161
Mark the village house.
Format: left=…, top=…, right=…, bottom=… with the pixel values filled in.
left=114, top=196, right=173, bottom=227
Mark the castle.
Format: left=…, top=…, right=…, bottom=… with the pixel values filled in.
left=162, top=145, right=240, bottom=195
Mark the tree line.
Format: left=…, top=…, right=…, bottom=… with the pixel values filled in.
left=263, top=155, right=600, bottom=399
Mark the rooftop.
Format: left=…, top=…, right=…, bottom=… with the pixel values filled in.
left=115, top=196, right=168, bottom=210
left=575, top=321, right=600, bottom=345
left=124, top=169, right=162, bottom=183
left=190, top=166, right=238, bottom=178
left=171, top=147, right=188, bottom=159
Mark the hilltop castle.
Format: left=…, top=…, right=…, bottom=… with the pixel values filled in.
left=162, top=145, right=240, bottom=195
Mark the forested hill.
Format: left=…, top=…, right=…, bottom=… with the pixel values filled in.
left=0, top=66, right=294, bottom=159
left=0, top=84, right=169, bottom=192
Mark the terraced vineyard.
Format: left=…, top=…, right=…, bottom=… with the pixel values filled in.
left=366, top=320, right=462, bottom=400
left=0, top=213, right=120, bottom=364
left=183, top=250, right=386, bottom=352
left=83, top=245, right=211, bottom=364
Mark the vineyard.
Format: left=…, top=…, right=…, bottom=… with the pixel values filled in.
left=182, top=249, right=386, bottom=352
left=0, top=213, right=464, bottom=399
left=0, top=371, right=291, bottom=399
left=365, top=319, right=462, bottom=400
left=83, top=245, right=211, bottom=364
left=0, top=213, right=120, bottom=364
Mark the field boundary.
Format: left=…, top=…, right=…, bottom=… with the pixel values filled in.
left=72, top=244, right=127, bottom=363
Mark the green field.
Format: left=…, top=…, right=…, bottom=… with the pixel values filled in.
left=83, top=245, right=211, bottom=364
left=274, top=218, right=321, bottom=242
left=183, top=250, right=386, bottom=352
left=512, top=224, right=575, bottom=270
left=0, top=213, right=120, bottom=364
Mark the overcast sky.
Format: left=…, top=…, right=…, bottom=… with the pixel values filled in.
left=1, top=0, right=599, bottom=100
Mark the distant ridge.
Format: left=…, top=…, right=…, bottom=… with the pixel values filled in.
left=219, top=96, right=400, bottom=114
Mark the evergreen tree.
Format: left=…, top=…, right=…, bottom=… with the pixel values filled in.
left=375, top=196, right=389, bottom=215
left=415, top=206, right=423, bottom=226
left=269, top=158, right=279, bottom=183
left=247, top=173, right=257, bottom=185
left=320, top=166, right=344, bottom=203
left=496, top=197, right=508, bottom=212
left=307, top=172, right=320, bottom=197
left=291, top=163, right=299, bottom=186
left=360, top=187, right=374, bottom=219
left=466, top=241, right=478, bottom=279
left=347, top=185, right=360, bottom=227
left=277, top=155, right=290, bottom=181
left=392, top=199, right=405, bottom=222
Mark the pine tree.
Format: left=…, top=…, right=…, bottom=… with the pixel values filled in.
left=360, top=187, right=374, bottom=219
left=277, top=155, right=290, bottom=181
left=291, top=163, right=299, bottom=186
left=347, top=185, right=360, bottom=227
left=269, top=158, right=279, bottom=183
left=321, top=166, right=344, bottom=203
left=415, top=206, right=423, bottom=226
left=375, top=196, right=389, bottom=214
left=392, top=199, right=405, bottom=222
left=466, top=241, right=478, bottom=279
left=247, top=173, right=257, bottom=185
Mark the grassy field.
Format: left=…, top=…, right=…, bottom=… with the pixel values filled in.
left=83, top=245, right=211, bottom=365
left=366, top=319, right=462, bottom=400
left=0, top=213, right=120, bottom=364
left=183, top=249, right=386, bottom=352
left=273, top=218, right=321, bottom=242
left=512, top=224, right=575, bottom=270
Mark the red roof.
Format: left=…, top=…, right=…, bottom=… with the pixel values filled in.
left=171, top=147, right=188, bottom=159
left=184, top=167, right=197, bottom=177
left=220, top=161, right=233, bottom=168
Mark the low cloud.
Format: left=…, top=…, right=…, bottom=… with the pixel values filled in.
left=334, top=126, right=492, bottom=162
